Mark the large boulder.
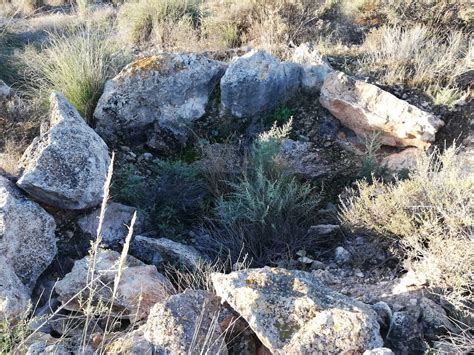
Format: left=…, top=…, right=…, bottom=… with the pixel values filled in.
left=144, top=289, right=227, bottom=354
left=130, top=235, right=204, bottom=270
left=94, top=53, right=226, bottom=144
left=319, top=71, right=445, bottom=148
left=78, top=202, right=141, bottom=247
left=220, top=50, right=301, bottom=118
left=0, top=256, right=30, bottom=320
left=0, top=176, right=56, bottom=288
left=211, top=267, right=383, bottom=354
left=292, top=43, right=333, bottom=93
left=54, top=249, right=175, bottom=322
left=17, top=92, right=110, bottom=209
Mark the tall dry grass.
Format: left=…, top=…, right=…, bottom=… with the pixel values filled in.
left=358, top=24, right=472, bottom=104
left=340, top=145, right=473, bottom=326
left=18, top=23, right=130, bottom=122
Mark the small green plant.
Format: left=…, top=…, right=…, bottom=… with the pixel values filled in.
left=111, top=159, right=208, bottom=236
left=18, top=24, right=130, bottom=122
left=358, top=131, right=388, bottom=181
left=0, top=306, right=32, bottom=354
left=270, top=105, right=293, bottom=125
left=210, top=119, right=320, bottom=265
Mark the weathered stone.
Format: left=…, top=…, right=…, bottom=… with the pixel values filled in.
left=292, top=43, right=333, bottom=93
left=320, top=71, right=445, bottom=148
left=78, top=202, right=141, bottom=247
left=105, top=327, right=154, bottom=355
left=94, top=53, right=226, bottom=143
left=130, top=235, right=204, bottom=269
left=145, top=289, right=227, bottom=354
left=0, top=79, right=11, bottom=98
left=381, top=148, right=424, bottom=172
left=220, top=50, right=301, bottom=118
left=0, top=256, right=30, bottom=320
left=211, top=267, right=383, bottom=354
left=54, top=249, right=175, bottom=322
left=363, top=348, right=394, bottom=355
left=277, top=139, right=332, bottom=178
left=386, top=311, right=424, bottom=354
left=335, top=246, right=351, bottom=266
left=17, top=92, right=110, bottom=209
left=307, top=224, right=340, bottom=237
left=0, top=176, right=57, bottom=288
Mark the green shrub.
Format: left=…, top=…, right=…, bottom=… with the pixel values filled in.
left=210, top=120, right=321, bottom=265
left=111, top=160, right=208, bottom=236
left=18, top=24, right=130, bottom=121
left=340, top=145, right=473, bottom=322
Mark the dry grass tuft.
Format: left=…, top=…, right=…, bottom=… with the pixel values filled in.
left=358, top=24, right=472, bottom=103
left=340, top=145, right=473, bottom=324
left=18, top=23, right=130, bottom=122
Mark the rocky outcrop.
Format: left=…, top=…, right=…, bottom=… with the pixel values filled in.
left=292, top=43, right=333, bottom=93
left=78, top=202, right=141, bottom=247
left=211, top=267, right=383, bottom=354
left=130, top=235, right=204, bottom=269
left=320, top=71, right=445, bottom=148
left=54, top=249, right=175, bottom=322
left=220, top=50, right=301, bottom=118
left=94, top=53, right=226, bottom=144
left=0, top=176, right=56, bottom=288
left=17, top=92, right=110, bottom=210
left=0, top=256, right=30, bottom=319
left=144, top=290, right=227, bottom=354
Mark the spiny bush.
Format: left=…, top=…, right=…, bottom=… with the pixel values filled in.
left=210, top=120, right=321, bottom=265
left=358, top=24, right=472, bottom=101
left=340, top=145, right=473, bottom=324
left=18, top=24, right=130, bottom=121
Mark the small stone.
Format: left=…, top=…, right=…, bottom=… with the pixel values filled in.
left=363, top=348, right=394, bottom=355
left=335, top=246, right=351, bottom=265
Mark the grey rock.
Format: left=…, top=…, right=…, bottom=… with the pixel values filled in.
left=78, top=202, right=140, bottom=247
left=387, top=311, right=424, bottom=354
left=0, top=79, right=11, bottom=98
left=363, top=348, right=394, bottom=355
left=130, top=235, right=204, bottom=269
left=307, top=224, right=340, bottom=237
left=292, top=43, right=333, bottom=93
left=220, top=50, right=301, bottom=118
left=372, top=301, right=392, bottom=329
left=0, top=176, right=57, bottom=288
left=55, top=249, right=175, bottom=322
left=0, top=256, right=30, bottom=319
left=144, top=289, right=227, bottom=354
left=320, top=71, right=445, bottom=148
left=211, top=267, right=383, bottom=354
left=335, top=246, right=351, bottom=265
left=17, top=92, right=110, bottom=209
left=94, top=53, right=226, bottom=143
left=106, top=327, right=154, bottom=354
left=278, top=139, right=331, bottom=178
